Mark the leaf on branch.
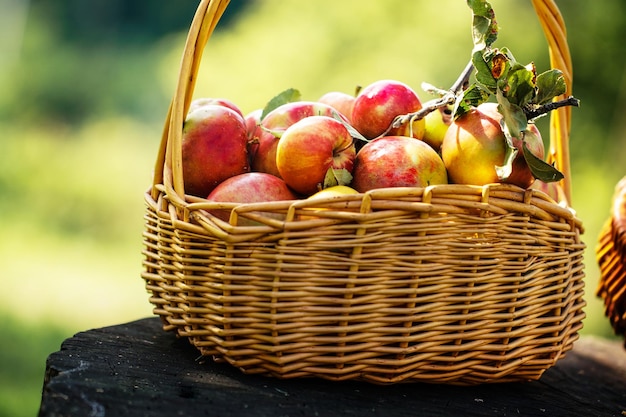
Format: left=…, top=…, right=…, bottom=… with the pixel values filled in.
left=496, top=89, right=527, bottom=138
left=535, top=69, right=567, bottom=105
left=472, top=51, right=497, bottom=91
left=453, top=83, right=490, bottom=119
left=522, top=142, right=565, bottom=182
left=495, top=143, right=517, bottom=182
left=502, top=63, right=537, bottom=107
left=261, top=88, right=302, bottom=120
left=467, top=0, right=498, bottom=51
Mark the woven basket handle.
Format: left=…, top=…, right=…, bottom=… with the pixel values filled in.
left=152, top=0, right=573, bottom=205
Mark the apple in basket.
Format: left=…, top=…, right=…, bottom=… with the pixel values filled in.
left=317, top=91, right=356, bottom=124
left=188, top=97, right=244, bottom=118
left=250, top=101, right=344, bottom=178
left=244, top=108, right=263, bottom=142
left=206, top=172, right=297, bottom=225
left=422, top=104, right=453, bottom=152
left=440, top=102, right=544, bottom=188
left=181, top=104, right=249, bottom=198
left=351, top=135, right=448, bottom=192
left=351, top=79, right=425, bottom=140
left=276, top=115, right=356, bottom=196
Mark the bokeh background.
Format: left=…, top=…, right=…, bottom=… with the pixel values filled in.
left=1, top=1, right=625, bottom=416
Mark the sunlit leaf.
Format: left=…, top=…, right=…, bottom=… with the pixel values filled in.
left=535, top=69, right=567, bottom=105
left=453, top=83, right=490, bottom=119
left=260, top=88, right=301, bottom=120
left=503, top=63, right=537, bottom=106
left=331, top=110, right=370, bottom=144
left=496, top=89, right=527, bottom=138
left=467, top=0, right=498, bottom=51
left=323, top=167, right=353, bottom=189
left=472, top=50, right=497, bottom=90
left=522, top=142, right=565, bottom=182
left=323, top=167, right=339, bottom=189
left=495, top=142, right=517, bottom=181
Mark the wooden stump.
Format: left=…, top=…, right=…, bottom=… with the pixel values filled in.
left=39, top=317, right=626, bottom=417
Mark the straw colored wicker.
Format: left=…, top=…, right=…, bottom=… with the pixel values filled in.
left=596, top=176, right=626, bottom=346
left=141, top=0, right=585, bottom=384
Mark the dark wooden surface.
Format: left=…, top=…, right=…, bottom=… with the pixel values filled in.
left=39, top=317, right=626, bottom=417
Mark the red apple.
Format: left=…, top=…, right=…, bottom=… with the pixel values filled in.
left=530, top=179, right=566, bottom=203
left=351, top=79, right=425, bottom=140
left=351, top=136, right=448, bottom=192
left=506, top=123, right=545, bottom=188
left=440, top=103, right=544, bottom=188
left=318, top=91, right=356, bottom=124
left=182, top=104, right=249, bottom=197
left=276, top=115, right=356, bottom=196
left=188, top=97, right=244, bottom=118
left=244, top=108, right=263, bottom=141
left=206, top=172, right=297, bottom=225
left=244, top=108, right=263, bottom=166
left=251, top=101, right=343, bottom=178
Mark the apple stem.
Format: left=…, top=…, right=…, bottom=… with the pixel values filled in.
left=525, top=96, right=580, bottom=121
left=386, top=60, right=474, bottom=134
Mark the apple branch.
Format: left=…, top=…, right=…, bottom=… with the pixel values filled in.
left=387, top=60, right=474, bottom=133
left=525, top=96, right=580, bottom=121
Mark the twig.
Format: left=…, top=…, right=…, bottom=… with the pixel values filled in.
left=387, top=61, right=474, bottom=132
left=526, top=96, right=580, bottom=121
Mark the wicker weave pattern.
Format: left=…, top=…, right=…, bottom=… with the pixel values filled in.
left=141, top=0, right=586, bottom=384
left=597, top=177, right=626, bottom=344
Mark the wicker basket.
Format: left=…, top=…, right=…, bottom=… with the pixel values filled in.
left=596, top=176, right=626, bottom=347
left=141, top=0, right=585, bottom=384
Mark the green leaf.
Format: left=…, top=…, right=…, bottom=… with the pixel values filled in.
left=331, top=110, right=370, bottom=144
left=467, top=0, right=498, bottom=51
left=535, top=69, right=567, bottom=105
left=453, top=83, right=490, bottom=119
left=484, top=49, right=511, bottom=82
left=496, top=89, right=527, bottom=139
left=495, top=142, right=517, bottom=181
left=522, top=141, right=565, bottom=182
left=323, top=167, right=353, bottom=189
left=472, top=50, right=497, bottom=90
left=503, top=63, right=537, bottom=107
left=260, top=88, right=302, bottom=120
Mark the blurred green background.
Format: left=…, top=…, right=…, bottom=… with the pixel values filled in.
left=1, top=1, right=624, bottom=416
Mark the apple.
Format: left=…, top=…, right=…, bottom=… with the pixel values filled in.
left=351, top=135, right=448, bottom=192
left=308, top=185, right=359, bottom=199
left=318, top=91, right=356, bottom=124
left=188, top=97, right=244, bottom=118
left=530, top=179, right=566, bottom=203
left=244, top=108, right=263, bottom=141
left=351, top=79, right=425, bottom=140
left=181, top=104, right=249, bottom=197
left=422, top=105, right=453, bottom=152
left=244, top=108, right=263, bottom=166
left=251, top=101, right=343, bottom=178
left=300, top=185, right=360, bottom=220
left=440, top=102, right=544, bottom=188
left=206, top=172, right=297, bottom=225
left=276, top=115, right=356, bottom=196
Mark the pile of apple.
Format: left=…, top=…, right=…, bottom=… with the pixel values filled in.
left=178, top=0, right=578, bottom=219
left=180, top=78, right=546, bottom=212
